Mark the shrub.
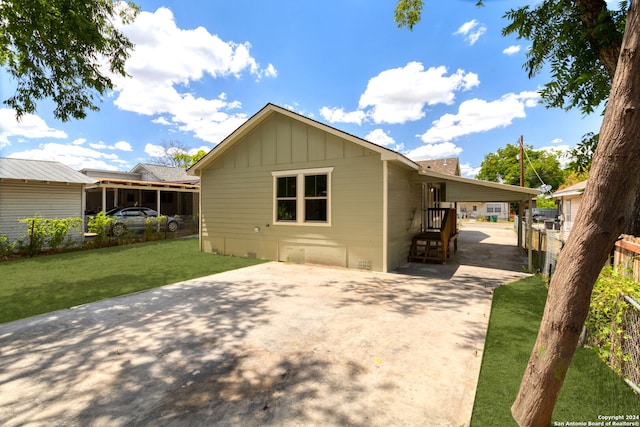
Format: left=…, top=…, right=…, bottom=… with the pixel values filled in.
left=15, top=216, right=82, bottom=256
left=0, top=231, right=13, bottom=259
left=87, top=211, right=113, bottom=245
left=584, top=265, right=640, bottom=374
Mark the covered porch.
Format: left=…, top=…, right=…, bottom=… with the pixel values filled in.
left=409, top=169, right=540, bottom=271
left=85, top=178, right=199, bottom=217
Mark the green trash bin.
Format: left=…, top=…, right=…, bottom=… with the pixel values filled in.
left=491, top=215, right=498, bottom=222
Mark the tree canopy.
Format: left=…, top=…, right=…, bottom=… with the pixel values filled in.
left=476, top=144, right=567, bottom=191
left=0, top=0, right=138, bottom=121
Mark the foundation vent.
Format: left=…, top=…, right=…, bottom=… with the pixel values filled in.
left=357, top=260, right=372, bottom=270
left=247, top=251, right=257, bottom=259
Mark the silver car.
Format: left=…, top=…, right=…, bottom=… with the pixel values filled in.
left=105, top=207, right=181, bottom=236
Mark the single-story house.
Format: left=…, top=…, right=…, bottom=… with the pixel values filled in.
left=552, top=180, right=587, bottom=232
left=188, top=103, right=539, bottom=272
left=0, top=157, right=97, bottom=243
left=81, top=163, right=199, bottom=217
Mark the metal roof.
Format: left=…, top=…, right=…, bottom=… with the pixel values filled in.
left=0, top=158, right=97, bottom=184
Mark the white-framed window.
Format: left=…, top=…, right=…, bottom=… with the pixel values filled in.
left=487, top=203, right=502, bottom=213
left=272, top=167, right=333, bottom=226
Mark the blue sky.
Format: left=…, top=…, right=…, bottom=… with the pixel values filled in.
left=0, top=0, right=607, bottom=178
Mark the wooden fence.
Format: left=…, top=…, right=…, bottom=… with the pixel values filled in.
left=614, top=234, right=640, bottom=282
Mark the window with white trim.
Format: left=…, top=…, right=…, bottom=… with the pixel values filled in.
left=487, top=203, right=502, bottom=213
left=272, top=168, right=333, bottom=225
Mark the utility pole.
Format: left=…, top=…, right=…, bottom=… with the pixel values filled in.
left=519, top=135, right=524, bottom=187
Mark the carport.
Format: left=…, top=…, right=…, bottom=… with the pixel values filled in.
left=412, top=168, right=541, bottom=271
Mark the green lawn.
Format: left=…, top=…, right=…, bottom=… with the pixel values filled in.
left=471, top=276, right=640, bottom=426
left=0, top=238, right=266, bottom=324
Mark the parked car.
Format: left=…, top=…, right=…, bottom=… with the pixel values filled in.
left=105, top=207, right=182, bottom=236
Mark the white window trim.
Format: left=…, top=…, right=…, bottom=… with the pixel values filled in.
left=272, top=167, right=333, bottom=227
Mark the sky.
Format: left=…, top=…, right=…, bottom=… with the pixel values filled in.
left=0, top=0, right=609, bottom=179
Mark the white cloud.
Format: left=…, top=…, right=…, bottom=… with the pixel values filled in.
left=405, top=141, right=463, bottom=161
left=358, top=62, right=479, bottom=125
left=551, top=138, right=563, bottom=144
left=454, top=20, right=487, bottom=45
left=71, top=138, right=87, bottom=145
left=114, top=141, right=133, bottom=151
left=7, top=143, right=125, bottom=171
left=365, top=129, right=395, bottom=147
left=89, top=141, right=108, bottom=150
left=460, top=162, right=481, bottom=178
left=144, top=143, right=166, bottom=158
left=0, top=109, right=67, bottom=148
left=144, top=143, right=187, bottom=158
left=503, top=45, right=521, bottom=55
left=189, top=145, right=211, bottom=155
left=419, top=91, right=541, bottom=143
left=109, top=7, right=276, bottom=144
left=320, top=107, right=366, bottom=125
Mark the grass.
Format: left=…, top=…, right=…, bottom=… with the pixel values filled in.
left=0, top=238, right=266, bottom=324
left=471, top=276, right=640, bottom=426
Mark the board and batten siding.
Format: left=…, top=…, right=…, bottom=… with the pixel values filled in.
left=199, top=113, right=387, bottom=271
left=0, top=181, right=85, bottom=243
left=386, top=162, right=422, bottom=271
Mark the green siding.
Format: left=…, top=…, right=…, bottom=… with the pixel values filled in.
left=200, top=113, right=387, bottom=271
left=386, top=163, right=422, bottom=271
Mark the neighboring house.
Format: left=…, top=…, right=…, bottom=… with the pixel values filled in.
left=458, top=202, right=510, bottom=221
left=188, top=104, right=539, bottom=272
left=552, top=180, right=587, bottom=232
left=0, top=158, right=97, bottom=243
left=81, top=163, right=199, bottom=216
left=416, top=158, right=461, bottom=176
left=416, top=158, right=510, bottom=221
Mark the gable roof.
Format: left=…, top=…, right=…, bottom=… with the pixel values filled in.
left=416, top=158, right=460, bottom=176
left=0, top=158, right=96, bottom=185
left=188, top=103, right=419, bottom=174
left=552, top=180, right=587, bottom=198
left=131, top=163, right=198, bottom=183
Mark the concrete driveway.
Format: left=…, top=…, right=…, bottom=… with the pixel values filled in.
left=0, top=222, right=529, bottom=427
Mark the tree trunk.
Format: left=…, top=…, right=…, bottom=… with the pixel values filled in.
left=511, top=2, right=640, bottom=425
left=573, top=0, right=622, bottom=77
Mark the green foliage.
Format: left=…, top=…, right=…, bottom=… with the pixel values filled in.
left=394, top=0, right=424, bottom=30
left=585, top=265, right=640, bottom=373
left=173, top=150, right=208, bottom=168
left=567, top=132, right=599, bottom=173
left=502, top=1, right=625, bottom=114
left=476, top=143, right=567, bottom=190
left=87, top=211, right=114, bottom=245
left=16, top=216, right=82, bottom=256
left=0, top=231, right=12, bottom=259
left=0, top=0, right=139, bottom=121
left=535, top=196, right=557, bottom=209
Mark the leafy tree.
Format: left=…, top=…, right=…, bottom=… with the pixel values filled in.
left=396, top=0, right=640, bottom=425
left=567, top=132, right=599, bottom=173
left=477, top=143, right=567, bottom=191
left=173, top=150, right=208, bottom=169
left=0, top=0, right=138, bottom=121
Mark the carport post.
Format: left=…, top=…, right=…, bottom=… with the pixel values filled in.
left=517, top=200, right=524, bottom=250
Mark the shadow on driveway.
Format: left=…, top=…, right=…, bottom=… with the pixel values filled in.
left=0, top=222, right=529, bottom=427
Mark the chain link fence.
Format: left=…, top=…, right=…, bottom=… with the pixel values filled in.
left=516, top=219, right=640, bottom=395
left=620, top=295, right=640, bottom=394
